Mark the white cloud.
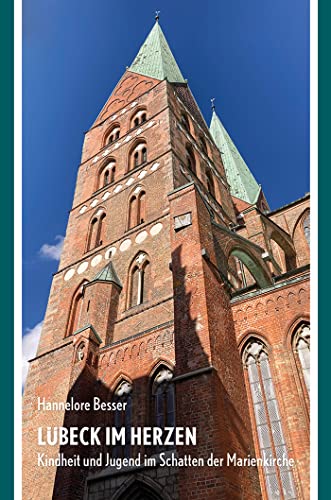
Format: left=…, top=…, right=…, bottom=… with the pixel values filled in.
left=22, top=321, right=43, bottom=386
left=39, top=235, right=64, bottom=261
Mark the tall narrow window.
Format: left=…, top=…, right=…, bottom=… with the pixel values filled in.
left=96, top=213, right=106, bottom=247
left=152, top=367, right=175, bottom=433
left=87, top=217, right=98, bottom=251
left=138, top=191, right=146, bottom=224
left=186, top=145, right=196, bottom=176
left=128, top=190, right=146, bottom=229
left=67, top=283, right=86, bottom=336
left=130, top=265, right=139, bottom=306
left=293, top=324, right=310, bottom=395
left=243, top=339, right=297, bottom=500
left=104, top=169, right=110, bottom=186
left=113, top=380, right=132, bottom=458
left=206, top=167, right=215, bottom=198
left=87, top=210, right=106, bottom=251
left=128, top=253, right=151, bottom=308
left=128, top=196, right=138, bottom=229
left=134, top=151, right=139, bottom=168
left=303, top=212, right=310, bottom=246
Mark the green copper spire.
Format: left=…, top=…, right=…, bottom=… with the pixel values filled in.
left=129, top=21, right=186, bottom=83
left=91, top=262, right=122, bottom=289
left=209, top=110, right=260, bottom=205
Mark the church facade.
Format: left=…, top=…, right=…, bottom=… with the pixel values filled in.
left=22, top=20, right=310, bottom=500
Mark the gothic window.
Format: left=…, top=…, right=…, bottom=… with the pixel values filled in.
left=302, top=212, right=310, bottom=246
left=131, top=109, right=148, bottom=129
left=96, top=212, right=106, bottom=247
left=128, top=196, right=138, bottom=230
left=206, top=167, right=215, bottom=198
left=105, top=125, right=120, bottom=145
left=67, top=283, right=87, bottom=337
left=129, top=141, right=148, bottom=170
left=152, top=367, right=175, bottom=429
left=293, top=324, right=310, bottom=395
left=128, top=190, right=146, bottom=229
left=86, top=210, right=106, bottom=251
left=138, top=191, right=146, bottom=224
left=87, top=217, right=98, bottom=251
left=128, top=253, right=151, bottom=308
left=186, top=145, right=196, bottom=176
left=99, top=160, right=116, bottom=189
left=113, top=380, right=133, bottom=458
left=243, top=339, right=297, bottom=499
left=142, top=147, right=147, bottom=163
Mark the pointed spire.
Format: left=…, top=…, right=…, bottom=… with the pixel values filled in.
left=129, top=21, right=185, bottom=83
left=91, top=261, right=122, bottom=289
left=210, top=110, right=261, bottom=205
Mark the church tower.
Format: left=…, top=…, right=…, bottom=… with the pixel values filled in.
left=23, top=18, right=310, bottom=500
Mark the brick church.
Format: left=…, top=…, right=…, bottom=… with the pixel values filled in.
left=23, top=18, right=310, bottom=500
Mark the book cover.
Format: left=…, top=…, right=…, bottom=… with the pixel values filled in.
left=21, top=2, right=313, bottom=499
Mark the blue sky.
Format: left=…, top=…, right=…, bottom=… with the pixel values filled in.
left=22, top=0, right=309, bottom=369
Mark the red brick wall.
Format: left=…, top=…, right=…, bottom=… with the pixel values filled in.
left=232, top=277, right=310, bottom=498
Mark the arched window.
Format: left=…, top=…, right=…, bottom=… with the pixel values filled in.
left=129, top=142, right=148, bottom=171
left=152, top=366, right=175, bottom=429
left=186, top=144, right=196, bottom=176
left=128, top=196, right=138, bottom=230
left=180, top=113, right=190, bottom=133
left=87, top=217, right=98, bottom=251
left=96, top=212, right=106, bottom=247
left=142, top=147, right=147, bottom=163
left=138, top=191, right=146, bottom=224
left=206, top=167, right=215, bottom=198
left=128, top=253, right=151, bottom=308
left=243, top=339, right=297, bottom=499
left=130, top=109, right=147, bottom=129
left=86, top=210, right=106, bottom=251
left=105, top=125, right=120, bottom=145
left=113, top=380, right=132, bottom=458
left=293, top=323, right=310, bottom=395
left=302, top=211, right=310, bottom=246
left=128, top=190, right=146, bottom=230
left=67, top=282, right=87, bottom=337
left=99, top=160, right=116, bottom=189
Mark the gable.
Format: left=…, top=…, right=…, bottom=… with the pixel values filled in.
left=92, top=70, right=161, bottom=127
